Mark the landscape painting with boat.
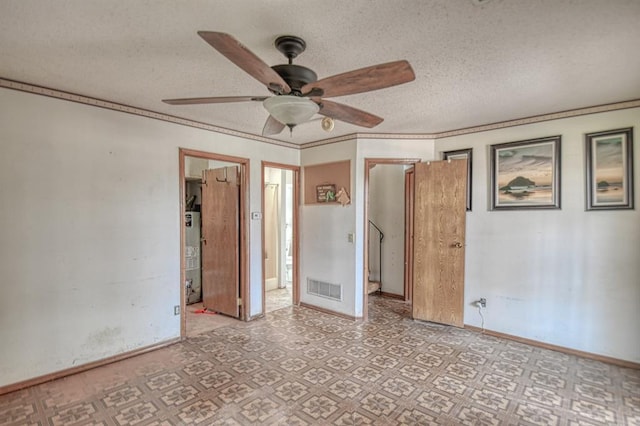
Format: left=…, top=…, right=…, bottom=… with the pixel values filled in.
left=491, top=136, right=560, bottom=210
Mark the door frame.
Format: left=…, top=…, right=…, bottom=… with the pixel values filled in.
left=179, top=148, right=250, bottom=338
left=363, top=158, right=421, bottom=321
left=261, top=161, right=301, bottom=314
left=404, top=166, right=415, bottom=304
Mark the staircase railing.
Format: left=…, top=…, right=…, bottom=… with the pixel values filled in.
left=368, top=220, right=384, bottom=293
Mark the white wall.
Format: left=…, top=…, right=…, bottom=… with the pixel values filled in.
left=369, top=164, right=406, bottom=295
left=434, top=108, right=640, bottom=362
left=0, top=88, right=298, bottom=386
left=2, top=87, right=636, bottom=390
left=299, top=140, right=358, bottom=316
left=299, top=138, right=437, bottom=317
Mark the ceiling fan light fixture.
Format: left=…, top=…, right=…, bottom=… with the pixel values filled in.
left=263, top=95, right=319, bottom=126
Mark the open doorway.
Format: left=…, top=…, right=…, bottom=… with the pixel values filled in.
left=363, top=158, right=420, bottom=321
left=262, top=162, right=300, bottom=314
left=179, top=149, right=249, bottom=338
left=364, top=157, right=468, bottom=325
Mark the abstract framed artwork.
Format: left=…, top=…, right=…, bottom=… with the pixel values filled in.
left=490, top=135, right=561, bottom=210
left=585, top=127, right=634, bottom=210
left=443, top=148, right=472, bottom=211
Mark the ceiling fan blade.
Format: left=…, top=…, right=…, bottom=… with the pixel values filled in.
left=198, top=31, right=291, bottom=94
left=262, top=115, right=286, bottom=136
left=316, top=99, right=383, bottom=128
left=302, top=60, right=415, bottom=98
left=163, top=96, right=268, bottom=105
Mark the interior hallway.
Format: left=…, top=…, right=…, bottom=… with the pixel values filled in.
left=1, top=296, right=638, bottom=425
left=265, top=286, right=293, bottom=314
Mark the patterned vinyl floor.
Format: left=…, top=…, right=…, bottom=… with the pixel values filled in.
left=265, top=286, right=293, bottom=314
left=1, top=296, right=638, bottom=425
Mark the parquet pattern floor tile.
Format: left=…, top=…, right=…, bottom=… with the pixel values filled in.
left=1, top=296, right=638, bottom=425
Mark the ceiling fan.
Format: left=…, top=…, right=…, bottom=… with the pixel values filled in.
left=162, top=32, right=416, bottom=136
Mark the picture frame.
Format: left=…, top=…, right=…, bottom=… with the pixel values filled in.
left=490, top=135, right=561, bottom=210
left=443, top=148, right=473, bottom=211
left=316, top=184, right=336, bottom=202
left=585, top=127, right=634, bottom=210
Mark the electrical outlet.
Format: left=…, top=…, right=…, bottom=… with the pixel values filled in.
left=174, top=305, right=180, bottom=315
left=479, top=298, right=487, bottom=308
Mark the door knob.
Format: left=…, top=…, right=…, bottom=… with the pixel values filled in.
left=452, top=242, right=463, bottom=248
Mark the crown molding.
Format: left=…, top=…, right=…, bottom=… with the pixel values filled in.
left=2, top=78, right=638, bottom=150
left=0, top=78, right=299, bottom=150
left=298, top=132, right=436, bottom=149
left=299, top=134, right=359, bottom=149
left=300, top=99, right=640, bottom=148
left=431, top=99, right=640, bottom=139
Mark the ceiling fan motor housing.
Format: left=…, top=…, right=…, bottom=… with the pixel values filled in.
left=271, top=64, right=317, bottom=94
left=271, top=35, right=318, bottom=95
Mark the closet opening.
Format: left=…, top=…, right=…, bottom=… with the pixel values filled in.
left=179, top=149, right=249, bottom=337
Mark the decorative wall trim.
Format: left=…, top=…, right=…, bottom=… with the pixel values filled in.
left=0, top=337, right=181, bottom=396
left=300, top=134, right=370, bottom=149
left=464, top=325, right=640, bottom=370
left=2, top=78, right=638, bottom=150
left=0, top=78, right=299, bottom=150
left=299, top=133, right=439, bottom=149
left=299, top=99, right=640, bottom=149
left=432, top=99, right=640, bottom=139
left=299, top=302, right=360, bottom=321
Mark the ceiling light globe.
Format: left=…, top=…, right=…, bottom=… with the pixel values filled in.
left=263, top=95, right=319, bottom=126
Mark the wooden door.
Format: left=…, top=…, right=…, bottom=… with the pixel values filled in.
left=412, top=160, right=467, bottom=327
left=201, top=166, right=240, bottom=318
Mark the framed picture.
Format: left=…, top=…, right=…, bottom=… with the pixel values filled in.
left=316, top=184, right=336, bottom=202
left=490, top=136, right=561, bottom=210
left=585, top=127, right=634, bottom=210
left=443, top=148, right=472, bottom=211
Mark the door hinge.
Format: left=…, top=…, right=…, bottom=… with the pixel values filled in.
left=237, top=298, right=243, bottom=306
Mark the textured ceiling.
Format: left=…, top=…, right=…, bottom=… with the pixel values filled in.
left=1, top=0, right=639, bottom=145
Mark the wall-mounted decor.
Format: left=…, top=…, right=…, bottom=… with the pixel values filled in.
left=585, top=127, right=634, bottom=210
left=443, top=148, right=473, bottom=211
left=490, top=136, right=561, bottom=210
left=336, top=187, right=351, bottom=206
left=303, top=160, right=350, bottom=205
left=316, top=184, right=336, bottom=202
